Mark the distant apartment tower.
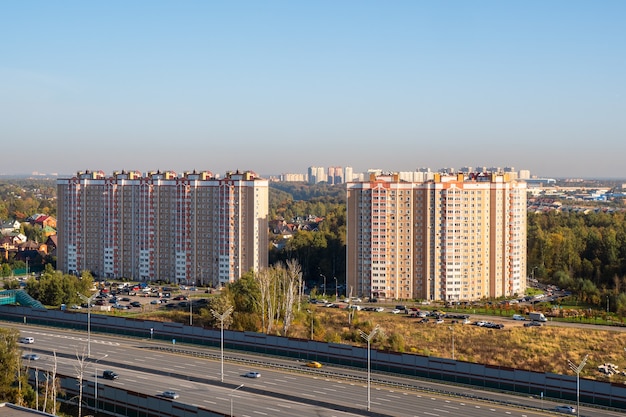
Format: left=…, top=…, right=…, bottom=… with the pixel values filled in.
left=308, top=166, right=327, bottom=184
left=281, top=173, right=307, bottom=182
left=57, top=170, right=269, bottom=287
left=327, top=166, right=344, bottom=185
left=344, top=166, right=354, bottom=183
left=346, top=172, right=526, bottom=301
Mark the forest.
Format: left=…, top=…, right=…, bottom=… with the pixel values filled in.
left=527, top=210, right=626, bottom=311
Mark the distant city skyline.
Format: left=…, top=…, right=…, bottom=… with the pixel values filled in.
left=2, top=1, right=625, bottom=179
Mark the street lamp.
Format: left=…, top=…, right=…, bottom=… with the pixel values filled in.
left=359, top=324, right=380, bottom=412
left=77, top=292, right=98, bottom=357
left=334, top=277, right=338, bottom=301
left=211, top=306, right=233, bottom=383
left=320, top=274, right=326, bottom=297
left=230, top=384, right=244, bottom=417
left=567, top=354, right=588, bottom=417
left=531, top=266, right=538, bottom=280
left=93, top=354, right=108, bottom=414
left=449, top=326, right=455, bottom=360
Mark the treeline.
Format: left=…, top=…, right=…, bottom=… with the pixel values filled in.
left=0, top=179, right=56, bottom=220
left=528, top=210, right=626, bottom=311
left=269, top=184, right=346, bottom=289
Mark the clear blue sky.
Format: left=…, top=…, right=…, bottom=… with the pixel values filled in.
left=2, top=1, right=625, bottom=179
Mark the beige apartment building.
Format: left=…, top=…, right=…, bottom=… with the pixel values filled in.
left=57, top=170, right=268, bottom=286
left=347, top=172, right=526, bottom=302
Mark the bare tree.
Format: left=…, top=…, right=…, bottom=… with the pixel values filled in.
left=255, top=268, right=272, bottom=332
left=282, top=260, right=302, bottom=336
left=73, top=349, right=89, bottom=417
left=266, top=268, right=280, bottom=334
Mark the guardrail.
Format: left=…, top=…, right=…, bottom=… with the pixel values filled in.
left=5, top=304, right=626, bottom=411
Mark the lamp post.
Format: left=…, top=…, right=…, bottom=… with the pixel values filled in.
left=567, top=354, right=588, bottom=417
left=93, top=354, right=108, bottom=414
left=449, top=326, right=455, bottom=360
left=230, top=384, right=244, bottom=417
left=359, top=324, right=380, bottom=412
left=320, top=274, right=326, bottom=297
left=211, top=306, right=233, bottom=383
left=334, top=277, right=338, bottom=301
left=77, top=292, right=98, bottom=357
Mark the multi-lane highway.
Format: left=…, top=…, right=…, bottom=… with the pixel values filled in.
left=8, top=322, right=622, bottom=417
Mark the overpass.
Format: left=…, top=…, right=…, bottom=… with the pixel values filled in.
left=0, top=289, right=46, bottom=309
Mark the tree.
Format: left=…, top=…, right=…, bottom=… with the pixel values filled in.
left=0, top=327, right=31, bottom=405
left=281, top=260, right=302, bottom=336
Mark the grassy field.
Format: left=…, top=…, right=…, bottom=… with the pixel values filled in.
left=131, top=302, right=626, bottom=383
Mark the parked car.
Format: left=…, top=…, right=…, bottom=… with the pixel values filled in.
left=554, top=405, right=576, bottom=414
left=22, top=353, right=39, bottom=361
left=102, top=370, right=119, bottom=380
left=306, top=361, right=322, bottom=368
left=161, top=391, right=179, bottom=399
left=524, top=321, right=543, bottom=327
left=130, top=301, right=142, bottom=308
left=244, top=371, right=261, bottom=378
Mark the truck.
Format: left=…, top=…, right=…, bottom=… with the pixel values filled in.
left=529, top=312, right=547, bottom=322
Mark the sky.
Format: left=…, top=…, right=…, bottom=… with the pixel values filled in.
left=1, top=1, right=625, bottom=179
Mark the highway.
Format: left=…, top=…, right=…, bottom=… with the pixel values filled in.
left=8, top=322, right=623, bottom=417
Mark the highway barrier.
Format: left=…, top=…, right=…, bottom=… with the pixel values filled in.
left=4, top=304, right=626, bottom=410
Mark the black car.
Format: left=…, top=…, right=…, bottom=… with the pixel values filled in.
left=130, top=301, right=142, bottom=308
left=102, top=370, right=119, bottom=380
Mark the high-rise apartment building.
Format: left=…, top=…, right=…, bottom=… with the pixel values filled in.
left=346, top=172, right=526, bottom=301
left=308, top=166, right=327, bottom=184
left=57, top=170, right=268, bottom=287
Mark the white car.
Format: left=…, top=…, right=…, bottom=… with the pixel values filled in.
left=374, top=307, right=385, bottom=312
left=391, top=309, right=402, bottom=314
left=19, top=337, right=34, bottom=344
left=554, top=405, right=576, bottom=414
left=22, top=353, right=39, bottom=361
left=161, top=391, right=179, bottom=399
left=244, top=371, right=261, bottom=378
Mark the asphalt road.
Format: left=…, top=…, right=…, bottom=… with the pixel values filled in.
left=9, top=322, right=624, bottom=417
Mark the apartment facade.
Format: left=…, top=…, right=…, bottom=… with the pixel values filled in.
left=346, top=172, right=526, bottom=301
left=57, top=170, right=268, bottom=286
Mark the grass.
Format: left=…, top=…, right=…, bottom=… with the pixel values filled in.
left=125, top=301, right=626, bottom=383
left=292, top=308, right=626, bottom=382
